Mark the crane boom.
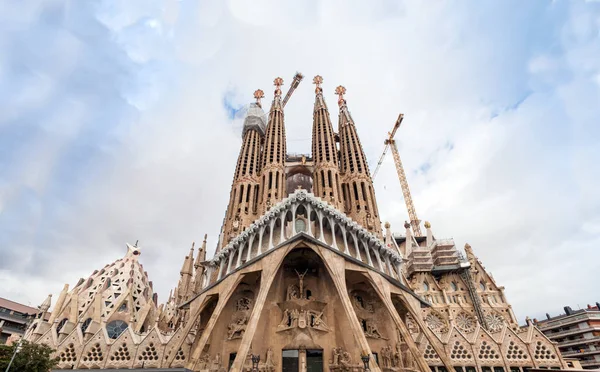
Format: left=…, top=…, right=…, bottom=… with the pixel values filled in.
left=371, top=143, right=389, bottom=180
left=282, top=72, right=304, bottom=108
left=373, top=113, right=423, bottom=236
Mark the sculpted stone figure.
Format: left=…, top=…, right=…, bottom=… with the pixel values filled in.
left=290, top=309, right=299, bottom=328
left=278, top=309, right=290, bottom=328
left=381, top=345, right=392, bottom=368
left=265, top=348, right=275, bottom=369
left=403, top=345, right=415, bottom=370
left=287, top=284, right=299, bottom=300
left=227, top=315, right=248, bottom=340
left=331, top=347, right=341, bottom=365
left=211, top=353, right=221, bottom=371
left=394, top=342, right=404, bottom=368
left=340, top=349, right=352, bottom=366
left=366, top=319, right=383, bottom=338
left=197, top=353, right=210, bottom=369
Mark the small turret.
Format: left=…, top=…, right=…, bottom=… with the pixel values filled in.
left=384, top=222, right=393, bottom=248
left=39, top=294, right=52, bottom=315
left=48, top=284, right=68, bottom=324
left=425, top=221, right=433, bottom=247
left=193, top=234, right=208, bottom=294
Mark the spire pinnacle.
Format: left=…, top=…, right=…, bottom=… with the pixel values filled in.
left=313, top=75, right=323, bottom=94
left=274, top=77, right=284, bottom=98
left=335, top=85, right=347, bottom=106
left=253, top=89, right=264, bottom=107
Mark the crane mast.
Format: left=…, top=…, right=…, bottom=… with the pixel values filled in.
left=375, top=114, right=422, bottom=236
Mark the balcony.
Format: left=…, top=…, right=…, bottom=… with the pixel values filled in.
left=557, top=337, right=600, bottom=348
left=580, top=360, right=600, bottom=368
left=561, top=349, right=600, bottom=357
left=0, top=324, right=26, bottom=334
left=0, top=312, right=32, bottom=324
left=546, top=325, right=600, bottom=339
left=538, top=313, right=600, bottom=330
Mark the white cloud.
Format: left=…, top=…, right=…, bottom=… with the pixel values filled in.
left=0, top=0, right=598, bottom=323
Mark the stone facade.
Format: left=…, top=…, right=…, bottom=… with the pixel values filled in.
left=28, top=75, right=567, bottom=372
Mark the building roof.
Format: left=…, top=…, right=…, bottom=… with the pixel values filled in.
left=535, top=304, right=600, bottom=326
left=0, top=297, right=40, bottom=316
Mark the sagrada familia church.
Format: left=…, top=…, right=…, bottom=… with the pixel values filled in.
left=25, top=74, right=567, bottom=372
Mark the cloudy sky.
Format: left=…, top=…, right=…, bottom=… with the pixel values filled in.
left=1, top=0, right=599, bottom=322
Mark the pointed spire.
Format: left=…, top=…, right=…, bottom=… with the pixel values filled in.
left=260, top=77, right=287, bottom=212
left=221, top=88, right=266, bottom=245
left=336, top=85, right=382, bottom=236
left=39, top=294, right=52, bottom=314
left=68, top=294, right=78, bottom=323
left=48, top=284, right=69, bottom=323
left=195, top=234, right=207, bottom=270
left=311, top=75, right=343, bottom=208
left=181, top=243, right=194, bottom=275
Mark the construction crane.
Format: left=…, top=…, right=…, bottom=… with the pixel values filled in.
left=282, top=72, right=304, bottom=108
left=372, top=113, right=422, bottom=236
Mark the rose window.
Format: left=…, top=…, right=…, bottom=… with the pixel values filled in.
left=455, top=312, right=477, bottom=333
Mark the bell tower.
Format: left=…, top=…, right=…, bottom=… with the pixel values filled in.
left=222, top=90, right=266, bottom=245
left=311, top=76, right=343, bottom=209
left=259, top=77, right=287, bottom=212
left=336, top=86, right=382, bottom=237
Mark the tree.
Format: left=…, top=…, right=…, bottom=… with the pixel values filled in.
left=0, top=340, right=58, bottom=372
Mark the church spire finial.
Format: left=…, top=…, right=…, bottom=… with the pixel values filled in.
left=313, top=75, right=323, bottom=94
left=274, top=77, right=283, bottom=98
left=335, top=85, right=347, bottom=106
left=253, top=89, right=264, bottom=107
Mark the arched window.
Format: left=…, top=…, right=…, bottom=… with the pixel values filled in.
left=106, top=320, right=128, bottom=339
left=56, top=318, right=68, bottom=333
left=479, top=281, right=486, bottom=291
left=423, top=282, right=429, bottom=291
left=450, top=282, right=458, bottom=291
left=295, top=218, right=306, bottom=233
left=81, top=318, right=92, bottom=333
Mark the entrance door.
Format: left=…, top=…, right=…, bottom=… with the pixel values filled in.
left=282, top=350, right=299, bottom=372
left=306, top=349, right=323, bottom=372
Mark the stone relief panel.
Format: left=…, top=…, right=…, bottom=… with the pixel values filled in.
left=404, top=313, right=420, bottom=335
left=329, top=346, right=363, bottom=371
left=379, top=342, right=413, bottom=371
left=277, top=268, right=331, bottom=333
left=227, top=293, right=254, bottom=340
left=349, top=288, right=387, bottom=339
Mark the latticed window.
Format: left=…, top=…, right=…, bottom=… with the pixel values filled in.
left=106, top=320, right=128, bottom=339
